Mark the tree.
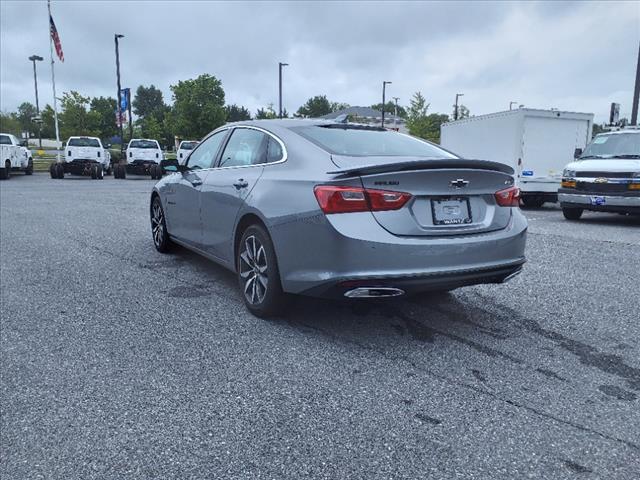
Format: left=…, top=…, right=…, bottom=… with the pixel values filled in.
left=330, top=102, right=350, bottom=113
left=16, top=102, right=37, bottom=136
left=0, top=112, right=21, bottom=136
left=255, top=104, right=277, bottom=119
left=452, top=104, right=470, bottom=120
left=132, top=85, right=165, bottom=119
left=296, top=95, right=333, bottom=118
left=225, top=104, right=252, bottom=122
left=371, top=101, right=406, bottom=118
left=88, top=96, right=118, bottom=140
left=405, top=91, right=448, bottom=143
left=40, top=104, right=56, bottom=138
left=170, top=74, right=226, bottom=139
left=59, top=91, right=93, bottom=139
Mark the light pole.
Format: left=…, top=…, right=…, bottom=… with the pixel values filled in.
left=114, top=34, right=124, bottom=156
left=454, top=93, right=464, bottom=120
left=28, top=55, right=44, bottom=148
left=509, top=101, right=518, bottom=111
left=392, top=96, right=399, bottom=129
left=278, top=62, right=288, bottom=119
left=381, top=81, right=392, bottom=128
left=631, top=41, right=640, bottom=126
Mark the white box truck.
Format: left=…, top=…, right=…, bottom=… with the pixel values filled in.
left=441, top=108, right=594, bottom=207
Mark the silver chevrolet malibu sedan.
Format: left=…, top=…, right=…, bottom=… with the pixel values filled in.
left=151, top=119, right=527, bottom=317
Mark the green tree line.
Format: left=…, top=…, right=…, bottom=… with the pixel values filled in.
left=0, top=73, right=467, bottom=147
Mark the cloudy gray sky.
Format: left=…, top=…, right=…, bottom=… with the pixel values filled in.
left=1, top=1, right=638, bottom=122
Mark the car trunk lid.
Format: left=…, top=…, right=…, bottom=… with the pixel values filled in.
left=329, top=156, right=515, bottom=237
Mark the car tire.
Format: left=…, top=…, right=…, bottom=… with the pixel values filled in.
left=151, top=196, right=173, bottom=253
left=150, top=164, right=157, bottom=180
left=91, top=165, right=97, bottom=179
left=25, top=159, right=33, bottom=175
left=55, top=163, right=64, bottom=179
left=237, top=224, right=288, bottom=318
left=49, top=162, right=57, bottom=179
left=0, top=161, right=10, bottom=180
left=562, top=207, right=583, bottom=220
left=105, top=165, right=112, bottom=176
left=119, top=164, right=126, bottom=179
left=97, top=164, right=104, bottom=180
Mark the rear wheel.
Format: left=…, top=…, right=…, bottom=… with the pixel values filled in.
left=119, top=164, right=126, bottom=179
left=150, top=164, right=158, bottom=180
left=91, top=165, right=97, bottom=179
left=96, top=164, right=104, bottom=180
left=237, top=225, right=287, bottom=318
left=49, top=162, right=57, bottom=179
left=151, top=196, right=173, bottom=253
left=55, top=163, right=64, bottom=179
left=562, top=207, right=583, bottom=220
left=0, top=161, right=10, bottom=180
left=25, top=159, right=33, bottom=175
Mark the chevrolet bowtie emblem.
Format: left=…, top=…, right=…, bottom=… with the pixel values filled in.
left=450, top=179, right=469, bottom=189
left=594, top=177, right=608, bottom=184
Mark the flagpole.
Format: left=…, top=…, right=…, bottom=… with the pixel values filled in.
left=48, top=0, right=61, bottom=163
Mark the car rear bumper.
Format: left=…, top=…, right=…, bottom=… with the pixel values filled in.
left=272, top=208, right=528, bottom=297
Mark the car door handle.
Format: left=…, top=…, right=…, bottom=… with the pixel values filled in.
left=233, top=179, right=249, bottom=189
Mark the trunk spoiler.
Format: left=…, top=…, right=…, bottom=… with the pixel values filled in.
left=327, top=158, right=514, bottom=177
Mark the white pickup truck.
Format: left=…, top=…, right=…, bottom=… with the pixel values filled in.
left=558, top=127, right=640, bottom=219
left=51, top=136, right=111, bottom=179
left=115, top=138, right=165, bottom=180
left=176, top=140, right=199, bottom=164
left=0, top=133, right=33, bottom=179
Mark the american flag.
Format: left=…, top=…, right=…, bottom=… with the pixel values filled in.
left=49, top=15, right=64, bottom=62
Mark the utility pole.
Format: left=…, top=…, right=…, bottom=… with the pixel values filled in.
left=509, top=101, right=518, bottom=111
left=381, top=81, right=392, bottom=128
left=631, top=41, right=640, bottom=126
left=454, top=93, right=464, bottom=120
left=278, top=62, right=288, bottom=119
left=28, top=55, right=44, bottom=148
left=392, top=97, right=399, bottom=129
left=114, top=34, right=124, bottom=156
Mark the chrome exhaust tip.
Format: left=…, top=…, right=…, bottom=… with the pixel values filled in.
left=501, top=268, right=523, bottom=284
left=344, top=287, right=405, bottom=298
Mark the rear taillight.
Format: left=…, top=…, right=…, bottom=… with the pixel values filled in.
left=494, top=186, right=520, bottom=207
left=314, top=185, right=412, bottom=214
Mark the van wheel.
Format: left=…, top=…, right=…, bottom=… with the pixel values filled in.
left=91, top=165, right=97, bottom=179
left=562, top=207, right=583, bottom=220
left=55, top=163, right=65, bottom=179
left=237, top=224, right=288, bottom=318
left=96, top=164, right=104, bottom=180
left=49, top=162, right=57, bottom=178
left=25, top=160, right=33, bottom=175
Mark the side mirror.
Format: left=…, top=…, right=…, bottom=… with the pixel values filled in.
left=20, top=140, right=28, bottom=147
left=105, top=143, right=112, bottom=149
left=574, top=148, right=583, bottom=159
left=61, top=142, right=66, bottom=148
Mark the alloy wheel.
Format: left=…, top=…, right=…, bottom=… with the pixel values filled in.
left=151, top=200, right=164, bottom=247
left=239, top=235, right=268, bottom=305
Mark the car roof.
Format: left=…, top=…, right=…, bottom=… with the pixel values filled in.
left=225, top=118, right=335, bottom=130
left=68, top=136, right=100, bottom=140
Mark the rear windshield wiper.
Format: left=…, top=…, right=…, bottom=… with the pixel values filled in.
left=615, top=154, right=640, bottom=159
left=579, top=155, right=607, bottom=159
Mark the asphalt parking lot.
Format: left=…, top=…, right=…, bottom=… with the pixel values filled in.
left=1, top=173, right=639, bottom=479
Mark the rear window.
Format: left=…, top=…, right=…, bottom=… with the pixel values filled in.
left=68, top=138, right=100, bottom=147
left=293, top=125, right=456, bottom=158
left=129, top=140, right=159, bottom=149
left=180, top=141, right=198, bottom=150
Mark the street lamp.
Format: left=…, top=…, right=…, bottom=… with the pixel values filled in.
left=381, top=81, right=392, bottom=128
left=454, top=93, right=464, bottom=120
left=114, top=34, right=125, bottom=155
left=279, top=62, right=289, bottom=119
left=392, top=96, right=399, bottom=129
left=28, top=55, right=44, bottom=148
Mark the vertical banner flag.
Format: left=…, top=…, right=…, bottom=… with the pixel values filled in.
left=117, top=88, right=131, bottom=126
left=49, top=14, right=64, bottom=62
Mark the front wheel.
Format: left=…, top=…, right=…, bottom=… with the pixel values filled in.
left=55, top=163, right=64, bottom=179
left=237, top=225, right=287, bottom=318
left=562, top=207, right=583, bottom=220
left=0, top=161, right=10, bottom=180
left=151, top=196, right=173, bottom=253
left=25, top=160, right=33, bottom=175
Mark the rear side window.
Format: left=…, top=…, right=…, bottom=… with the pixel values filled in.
left=294, top=125, right=456, bottom=158
left=68, top=138, right=100, bottom=147
left=266, top=136, right=284, bottom=163
left=0, top=135, right=10, bottom=145
left=219, top=128, right=267, bottom=168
